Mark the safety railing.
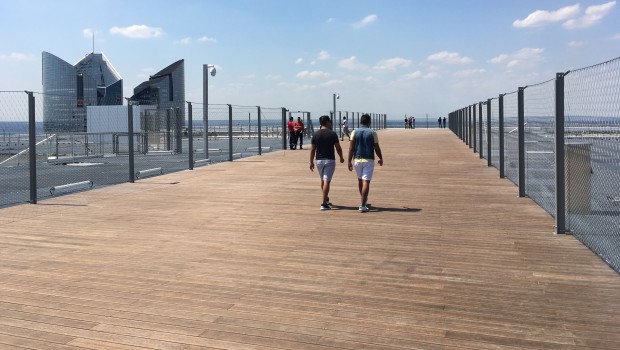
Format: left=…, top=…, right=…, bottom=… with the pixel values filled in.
left=448, top=56, right=620, bottom=274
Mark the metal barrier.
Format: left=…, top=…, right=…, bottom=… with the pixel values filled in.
left=448, top=56, right=620, bottom=274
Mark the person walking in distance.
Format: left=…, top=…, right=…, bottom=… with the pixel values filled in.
left=310, top=115, right=345, bottom=210
left=442, top=116, right=447, bottom=128
left=294, top=116, right=305, bottom=150
left=438, top=116, right=442, bottom=128
left=347, top=114, right=383, bottom=212
left=287, top=116, right=296, bottom=150
left=341, top=116, right=351, bottom=141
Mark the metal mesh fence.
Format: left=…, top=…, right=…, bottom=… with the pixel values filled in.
left=524, top=80, right=556, bottom=216
left=480, top=103, right=487, bottom=161
left=565, top=58, right=620, bottom=271
left=503, top=91, right=519, bottom=186
left=490, top=98, right=500, bottom=170
left=0, top=91, right=30, bottom=207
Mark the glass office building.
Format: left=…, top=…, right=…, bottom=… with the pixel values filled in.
left=132, top=59, right=185, bottom=117
left=42, top=51, right=123, bottom=132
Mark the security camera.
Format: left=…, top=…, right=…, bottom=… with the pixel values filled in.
left=210, top=67, right=216, bottom=77
left=336, top=94, right=340, bottom=99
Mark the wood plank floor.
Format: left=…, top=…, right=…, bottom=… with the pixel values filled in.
left=1, top=129, right=619, bottom=350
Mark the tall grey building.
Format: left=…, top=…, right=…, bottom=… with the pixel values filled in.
left=42, top=51, right=123, bottom=132
left=131, top=59, right=185, bottom=116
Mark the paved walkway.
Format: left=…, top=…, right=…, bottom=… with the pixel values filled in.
left=0, top=129, right=619, bottom=349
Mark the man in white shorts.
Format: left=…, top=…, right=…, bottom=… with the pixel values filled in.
left=310, top=115, right=345, bottom=210
left=341, top=116, right=350, bottom=141
left=347, top=114, right=384, bottom=212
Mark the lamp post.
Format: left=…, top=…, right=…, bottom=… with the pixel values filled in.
left=333, top=93, right=339, bottom=135
left=203, top=64, right=216, bottom=160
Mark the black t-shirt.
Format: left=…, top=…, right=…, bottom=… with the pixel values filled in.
left=311, top=128, right=339, bottom=160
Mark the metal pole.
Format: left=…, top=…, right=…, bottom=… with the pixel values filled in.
left=339, top=111, right=342, bottom=138
left=281, top=107, right=287, bottom=150
left=518, top=87, right=526, bottom=197
left=203, top=64, right=209, bottom=160
left=555, top=73, right=566, bottom=234
left=257, top=106, right=262, bottom=155
left=127, top=100, right=135, bottom=183
left=499, top=94, right=505, bottom=178
left=228, top=104, right=233, bottom=161
left=479, top=102, right=483, bottom=159
left=27, top=91, right=37, bottom=204
left=487, top=99, right=492, bottom=166
left=188, top=102, right=194, bottom=170
left=333, top=93, right=337, bottom=128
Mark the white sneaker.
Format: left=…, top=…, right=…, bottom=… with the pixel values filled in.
left=359, top=205, right=369, bottom=212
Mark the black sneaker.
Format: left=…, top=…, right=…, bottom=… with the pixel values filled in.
left=320, top=203, right=331, bottom=210
left=326, top=198, right=332, bottom=206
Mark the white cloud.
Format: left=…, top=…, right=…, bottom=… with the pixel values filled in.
left=513, top=4, right=580, bottom=28
left=488, top=54, right=509, bottom=64
left=373, top=57, right=412, bottom=71
left=317, top=50, right=330, bottom=60
left=453, top=69, right=486, bottom=78
left=612, top=33, right=620, bottom=40
left=353, top=14, right=378, bottom=29
left=82, top=28, right=99, bottom=38
left=563, top=1, right=616, bottom=29
left=427, top=51, right=473, bottom=64
left=180, top=37, right=191, bottom=45
left=338, top=56, right=369, bottom=71
left=319, top=80, right=343, bottom=87
left=266, top=74, right=282, bottom=80
left=0, top=52, right=34, bottom=61
left=488, top=48, right=544, bottom=68
left=402, top=71, right=437, bottom=80
left=296, top=70, right=331, bottom=79
left=110, top=24, right=164, bottom=39
left=568, top=40, right=583, bottom=48
left=327, top=18, right=335, bottom=23
left=295, top=58, right=303, bottom=64
left=197, top=36, right=217, bottom=43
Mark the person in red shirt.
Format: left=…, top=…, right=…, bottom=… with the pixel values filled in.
left=287, top=116, right=296, bottom=150
left=294, top=116, right=305, bottom=150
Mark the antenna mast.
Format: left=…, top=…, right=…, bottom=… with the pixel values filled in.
left=92, top=32, right=95, bottom=53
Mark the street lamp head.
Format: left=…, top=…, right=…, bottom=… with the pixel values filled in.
left=210, top=67, right=216, bottom=77
left=335, top=94, right=340, bottom=99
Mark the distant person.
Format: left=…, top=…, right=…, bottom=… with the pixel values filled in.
left=438, top=117, right=442, bottom=128
left=442, top=117, right=447, bottom=128
left=341, top=116, right=350, bottom=141
left=348, top=114, right=384, bottom=212
left=412, top=116, right=416, bottom=129
left=287, top=116, right=296, bottom=150
left=294, top=116, right=305, bottom=149
left=404, top=117, right=409, bottom=129
left=310, top=115, right=345, bottom=210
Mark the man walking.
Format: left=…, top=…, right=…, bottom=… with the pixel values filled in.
left=310, top=115, right=344, bottom=210
left=347, top=114, right=383, bottom=212
left=341, top=116, right=350, bottom=141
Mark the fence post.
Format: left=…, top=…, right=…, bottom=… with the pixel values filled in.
left=26, top=91, right=37, bottom=204
left=281, top=107, right=287, bottom=150
left=499, top=94, right=505, bottom=178
left=188, top=102, right=194, bottom=170
left=257, top=106, right=262, bottom=155
left=518, top=87, right=526, bottom=197
left=487, top=99, right=492, bottom=165
left=228, top=104, right=233, bottom=161
left=555, top=73, right=567, bottom=234
left=127, top=100, right=135, bottom=183
left=479, top=102, right=483, bottom=159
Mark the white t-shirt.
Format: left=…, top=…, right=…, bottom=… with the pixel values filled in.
left=342, top=119, right=349, bottom=128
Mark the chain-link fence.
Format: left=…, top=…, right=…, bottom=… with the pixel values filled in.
left=448, top=56, right=620, bottom=274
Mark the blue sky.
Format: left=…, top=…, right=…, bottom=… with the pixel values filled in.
left=1, top=0, right=619, bottom=120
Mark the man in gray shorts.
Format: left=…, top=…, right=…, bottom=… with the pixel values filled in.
left=310, top=115, right=345, bottom=210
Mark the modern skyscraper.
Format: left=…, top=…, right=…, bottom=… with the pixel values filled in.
left=42, top=51, right=123, bottom=132
left=132, top=59, right=185, bottom=116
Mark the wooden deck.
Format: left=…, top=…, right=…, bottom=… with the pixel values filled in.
left=1, top=129, right=619, bottom=350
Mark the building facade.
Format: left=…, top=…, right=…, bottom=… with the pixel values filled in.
left=42, top=51, right=123, bottom=132
left=131, top=59, right=185, bottom=120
